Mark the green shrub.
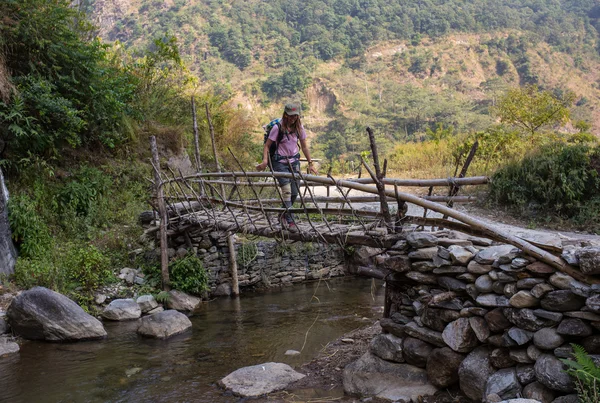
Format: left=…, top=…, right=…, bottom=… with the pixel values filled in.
left=63, top=243, right=112, bottom=292
left=8, top=193, right=53, bottom=258
left=490, top=143, right=600, bottom=219
left=169, top=254, right=209, bottom=295
left=561, top=344, right=600, bottom=403
left=13, top=256, right=66, bottom=291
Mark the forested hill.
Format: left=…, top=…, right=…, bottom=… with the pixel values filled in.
left=89, top=0, right=600, bottom=160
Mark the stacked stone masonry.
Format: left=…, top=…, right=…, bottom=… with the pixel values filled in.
left=352, top=230, right=600, bottom=403
left=167, top=229, right=346, bottom=296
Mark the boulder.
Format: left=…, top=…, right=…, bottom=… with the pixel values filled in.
left=102, top=299, right=142, bottom=321
left=540, top=291, right=585, bottom=312
left=406, top=232, right=438, bottom=248
left=212, top=283, right=232, bottom=297
left=522, top=381, right=554, bottom=403
left=403, top=337, right=433, bottom=368
left=167, top=290, right=201, bottom=311
left=0, top=337, right=19, bottom=357
left=459, top=346, right=495, bottom=401
left=442, top=318, right=479, bottom=353
left=137, top=310, right=192, bottom=339
left=219, top=362, right=305, bottom=397
left=370, top=333, right=404, bottom=363
left=136, top=295, right=158, bottom=313
left=6, top=287, right=106, bottom=341
left=534, top=354, right=575, bottom=393
left=484, top=368, right=522, bottom=400
left=426, top=347, right=464, bottom=388
left=343, top=352, right=438, bottom=401
left=576, top=246, right=600, bottom=275
left=533, top=328, right=564, bottom=350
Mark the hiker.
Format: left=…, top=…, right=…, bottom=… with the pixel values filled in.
left=256, top=103, right=318, bottom=232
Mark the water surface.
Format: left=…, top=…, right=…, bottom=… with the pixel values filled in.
left=0, top=277, right=384, bottom=403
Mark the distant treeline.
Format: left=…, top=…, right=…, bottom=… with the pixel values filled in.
left=110, top=0, right=600, bottom=68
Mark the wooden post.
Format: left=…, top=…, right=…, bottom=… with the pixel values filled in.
left=443, top=140, right=479, bottom=222
left=365, top=127, right=392, bottom=227
left=191, top=96, right=202, bottom=173
left=205, top=103, right=239, bottom=296
left=150, top=136, right=170, bottom=291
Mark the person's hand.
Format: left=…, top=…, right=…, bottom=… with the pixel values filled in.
left=309, top=163, right=318, bottom=175
left=256, top=161, right=268, bottom=171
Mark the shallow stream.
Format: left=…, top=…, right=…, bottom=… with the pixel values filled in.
left=0, top=277, right=384, bottom=403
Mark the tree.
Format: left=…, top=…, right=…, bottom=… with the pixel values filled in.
left=493, top=85, right=575, bottom=138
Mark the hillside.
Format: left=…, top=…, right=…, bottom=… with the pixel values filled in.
left=87, top=0, right=600, bottom=159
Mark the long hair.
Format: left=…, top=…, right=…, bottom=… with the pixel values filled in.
left=281, top=112, right=302, bottom=135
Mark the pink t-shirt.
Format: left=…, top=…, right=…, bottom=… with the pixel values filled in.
left=268, top=124, right=306, bottom=163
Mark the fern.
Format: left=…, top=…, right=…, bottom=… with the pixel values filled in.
left=561, top=344, right=600, bottom=403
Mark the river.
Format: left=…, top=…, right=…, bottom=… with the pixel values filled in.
left=0, top=277, right=384, bottom=403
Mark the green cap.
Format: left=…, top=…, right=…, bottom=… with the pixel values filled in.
left=284, top=102, right=301, bottom=116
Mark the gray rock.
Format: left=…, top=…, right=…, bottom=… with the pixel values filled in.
left=137, top=310, right=192, bottom=339
left=468, top=261, right=494, bottom=274
left=541, top=291, right=585, bottom=312
left=527, top=345, right=542, bottom=361
left=219, top=362, right=305, bottom=397
left=404, top=322, right=445, bottom=347
left=380, top=318, right=406, bottom=338
left=476, top=275, right=494, bottom=293
left=421, top=307, right=448, bottom=332
left=508, top=327, right=534, bottom=345
left=476, top=245, right=518, bottom=265
left=136, top=295, right=158, bottom=313
left=167, top=290, right=201, bottom=311
left=485, top=308, right=512, bottom=332
left=426, top=347, right=464, bottom=388
left=352, top=246, right=385, bottom=266
left=409, top=247, right=439, bottom=260
left=406, top=232, right=438, bottom=248
left=212, top=283, right=232, bottom=297
left=147, top=306, right=164, bottom=315
left=509, top=349, right=534, bottom=364
left=561, top=247, right=579, bottom=266
left=458, top=346, right=495, bottom=401
left=586, top=294, right=600, bottom=313
left=102, top=299, right=142, bottom=321
left=94, top=294, right=107, bottom=305
left=438, top=246, right=451, bottom=259
left=503, top=308, right=553, bottom=331
left=582, top=334, right=600, bottom=354
left=576, top=246, right=600, bottom=275
left=553, top=345, right=574, bottom=359
left=498, top=400, right=543, bottom=403
left=522, top=381, right=554, bottom=403
left=531, top=283, right=554, bottom=299
left=442, top=318, right=479, bottom=353
left=511, top=257, right=530, bottom=269
left=556, top=318, right=593, bottom=337
left=6, top=287, right=106, bottom=341
left=549, top=273, right=590, bottom=298
left=448, top=245, right=474, bottom=265
left=411, top=261, right=436, bottom=272
left=526, top=262, right=555, bottom=275
left=403, top=337, right=434, bottom=368
left=343, top=352, right=438, bottom=401
left=490, top=348, right=516, bottom=369
left=564, top=310, right=600, bottom=321
left=533, top=328, right=564, bottom=350
left=0, top=337, right=19, bottom=357
left=504, top=282, right=518, bottom=298
left=370, top=333, right=405, bottom=363
left=433, top=265, right=467, bottom=274
left=516, top=364, right=536, bottom=385
left=534, top=354, right=575, bottom=393
left=405, top=272, right=438, bottom=284
left=510, top=291, right=539, bottom=308
left=532, top=309, right=563, bottom=322
left=461, top=307, right=488, bottom=317
left=469, top=316, right=490, bottom=342
left=0, top=318, right=8, bottom=334
left=517, top=278, right=545, bottom=290
left=438, top=277, right=467, bottom=292
left=477, top=294, right=511, bottom=308
left=484, top=368, right=522, bottom=400
left=551, top=394, right=579, bottom=403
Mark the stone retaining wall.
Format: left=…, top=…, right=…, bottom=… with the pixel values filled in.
left=168, top=229, right=347, bottom=296
left=349, top=230, right=600, bottom=403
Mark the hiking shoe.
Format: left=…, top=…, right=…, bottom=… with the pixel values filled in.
left=287, top=221, right=299, bottom=233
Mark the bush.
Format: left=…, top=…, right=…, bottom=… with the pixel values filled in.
left=561, top=344, right=600, bottom=403
left=8, top=193, right=53, bottom=258
left=63, top=243, right=112, bottom=292
left=490, top=142, right=600, bottom=220
left=169, top=254, right=209, bottom=295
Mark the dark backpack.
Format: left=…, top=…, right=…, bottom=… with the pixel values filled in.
left=263, top=118, right=282, bottom=162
